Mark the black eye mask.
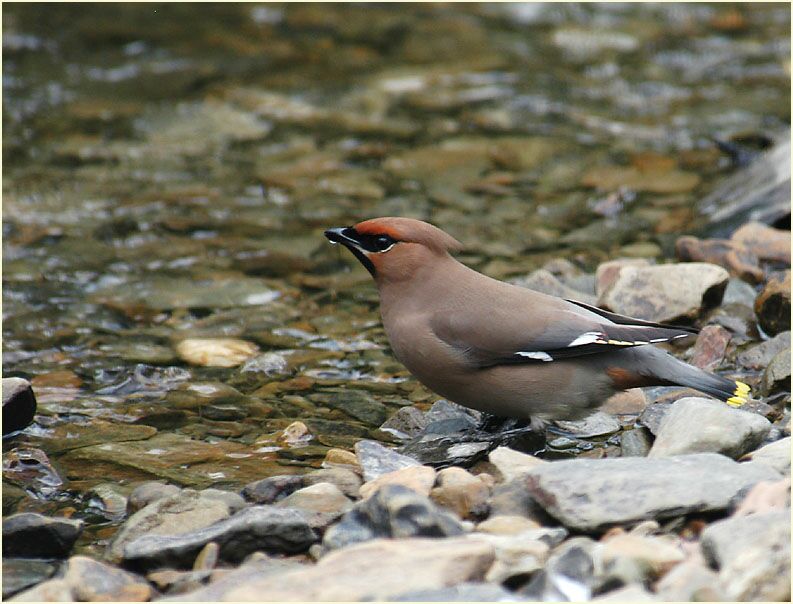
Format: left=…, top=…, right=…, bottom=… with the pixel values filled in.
left=324, top=227, right=400, bottom=276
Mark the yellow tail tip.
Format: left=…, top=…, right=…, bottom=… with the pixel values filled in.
left=727, top=396, right=747, bottom=407
left=735, top=381, right=751, bottom=395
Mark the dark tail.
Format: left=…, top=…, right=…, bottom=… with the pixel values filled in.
left=638, top=347, right=751, bottom=407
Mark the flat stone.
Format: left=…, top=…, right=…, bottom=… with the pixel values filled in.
left=598, top=263, right=729, bottom=323
left=740, top=436, right=791, bottom=474
left=488, top=446, right=546, bottom=482
left=354, top=439, right=420, bottom=482
left=701, top=510, right=791, bottom=601
left=736, top=331, right=790, bottom=370
left=3, top=513, right=83, bottom=558
left=216, top=537, right=495, bottom=601
left=754, top=270, right=791, bottom=336
left=2, top=559, right=57, bottom=599
left=359, top=465, right=436, bottom=499
left=731, top=221, right=791, bottom=264
left=107, top=489, right=239, bottom=563
left=122, top=506, right=316, bottom=570
left=600, top=533, right=685, bottom=577
left=322, top=484, right=464, bottom=551
left=12, top=556, right=152, bottom=602
left=648, top=397, right=771, bottom=459
left=2, top=378, right=36, bottom=435
left=379, top=406, right=429, bottom=439
left=555, top=411, right=620, bottom=438
left=522, top=453, right=779, bottom=531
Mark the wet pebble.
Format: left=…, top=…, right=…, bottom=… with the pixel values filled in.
left=3, top=513, right=83, bottom=558
left=379, top=406, right=429, bottom=439
left=175, top=338, right=259, bottom=368
left=2, top=377, right=36, bottom=435
left=554, top=411, right=620, bottom=438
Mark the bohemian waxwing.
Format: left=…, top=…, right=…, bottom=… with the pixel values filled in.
left=325, top=217, right=750, bottom=421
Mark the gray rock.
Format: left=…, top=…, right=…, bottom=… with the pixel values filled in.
left=736, top=331, right=790, bottom=370
left=322, top=484, right=464, bottom=550
left=380, top=406, right=430, bottom=439
left=355, top=439, right=420, bottom=482
left=555, top=411, right=620, bottom=438
left=637, top=401, right=675, bottom=435
left=2, top=559, right=57, bottom=598
left=598, top=263, right=729, bottom=323
left=2, top=513, right=83, bottom=558
left=620, top=427, right=653, bottom=457
left=2, top=377, right=37, bottom=435
left=394, top=582, right=523, bottom=601
left=12, top=555, right=152, bottom=602
left=511, top=268, right=597, bottom=306
left=520, top=537, right=598, bottom=601
left=699, top=129, right=791, bottom=236
left=122, top=506, right=317, bottom=570
left=488, top=478, right=555, bottom=525
left=761, top=348, right=791, bottom=396
left=523, top=453, right=779, bottom=531
left=648, top=397, right=771, bottom=459
left=107, top=488, right=240, bottom=563
left=275, top=482, right=353, bottom=530
left=241, top=475, right=305, bottom=504
left=741, top=436, right=791, bottom=474
left=128, top=481, right=182, bottom=513
left=654, top=557, right=724, bottom=601
left=400, top=434, right=493, bottom=467
left=171, top=537, right=495, bottom=601
left=721, top=277, right=758, bottom=307
left=303, top=468, right=362, bottom=499
left=701, top=510, right=791, bottom=601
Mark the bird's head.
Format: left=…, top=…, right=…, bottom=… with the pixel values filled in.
left=324, top=217, right=463, bottom=282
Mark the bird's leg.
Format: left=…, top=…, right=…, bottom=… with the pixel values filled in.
left=465, top=413, right=546, bottom=454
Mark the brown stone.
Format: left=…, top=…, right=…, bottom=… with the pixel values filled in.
left=754, top=271, right=791, bottom=336
left=689, top=325, right=732, bottom=370
left=359, top=465, right=436, bottom=500
left=430, top=467, right=491, bottom=519
left=675, top=236, right=764, bottom=284
left=731, top=222, right=791, bottom=265
left=601, top=389, right=648, bottom=415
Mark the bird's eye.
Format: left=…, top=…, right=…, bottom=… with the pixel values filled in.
left=375, top=235, right=394, bottom=251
